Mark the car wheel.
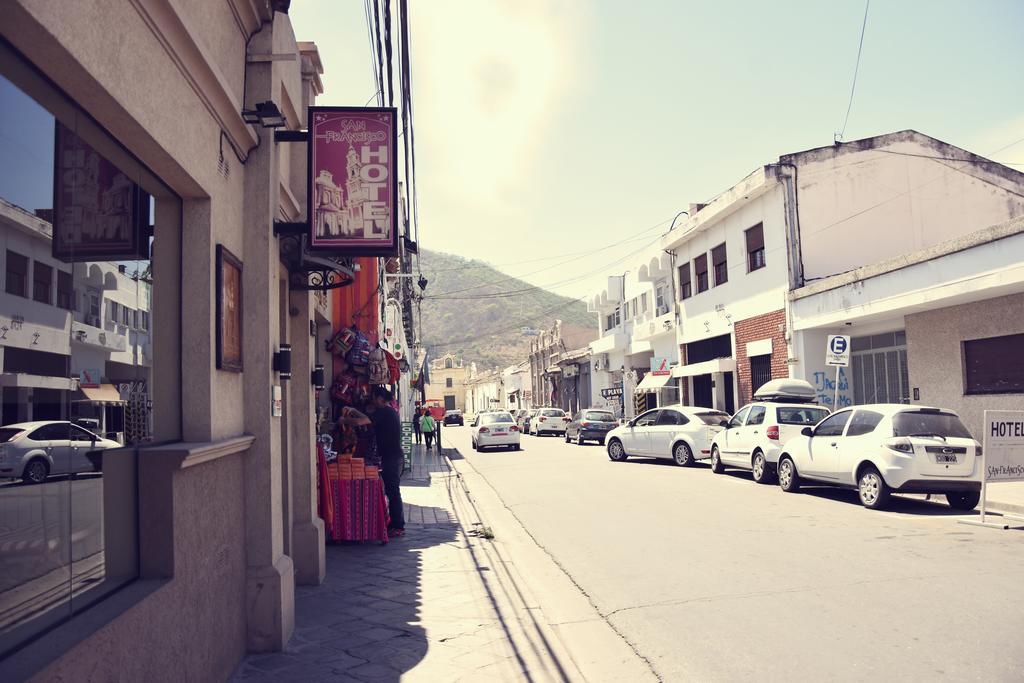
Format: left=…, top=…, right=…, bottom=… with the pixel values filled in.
left=673, top=442, right=693, bottom=466
left=607, top=439, right=628, bottom=462
left=472, top=440, right=478, bottom=451
left=23, top=457, right=49, bottom=485
left=710, top=447, right=725, bottom=473
left=946, top=491, right=980, bottom=511
left=513, top=444, right=521, bottom=451
left=858, top=465, right=891, bottom=510
left=751, top=451, right=770, bottom=484
left=576, top=432, right=585, bottom=446
left=598, top=439, right=605, bottom=446
left=778, top=457, right=801, bottom=493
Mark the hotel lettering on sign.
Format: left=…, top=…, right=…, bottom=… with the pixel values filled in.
left=307, top=106, right=398, bottom=256
left=984, top=411, right=1024, bottom=482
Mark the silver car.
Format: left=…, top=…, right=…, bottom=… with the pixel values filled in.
left=0, top=421, right=121, bottom=484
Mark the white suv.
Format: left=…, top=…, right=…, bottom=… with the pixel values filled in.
left=710, top=401, right=831, bottom=484
left=776, top=404, right=982, bottom=510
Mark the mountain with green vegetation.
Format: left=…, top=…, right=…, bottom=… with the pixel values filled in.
left=417, top=249, right=597, bottom=370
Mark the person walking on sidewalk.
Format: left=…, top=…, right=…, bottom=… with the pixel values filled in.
left=413, top=406, right=423, bottom=444
left=420, top=410, right=436, bottom=450
left=338, top=387, right=405, bottom=538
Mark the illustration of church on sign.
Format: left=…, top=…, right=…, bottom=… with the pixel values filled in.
left=314, top=146, right=386, bottom=240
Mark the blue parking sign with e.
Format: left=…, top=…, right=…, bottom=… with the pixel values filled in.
left=826, top=334, right=851, bottom=366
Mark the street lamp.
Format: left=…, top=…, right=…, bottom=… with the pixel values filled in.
left=242, top=101, right=286, bottom=128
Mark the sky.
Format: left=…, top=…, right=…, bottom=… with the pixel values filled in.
left=289, top=0, right=1024, bottom=301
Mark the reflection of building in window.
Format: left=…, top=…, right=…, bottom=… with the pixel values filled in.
left=0, top=197, right=153, bottom=443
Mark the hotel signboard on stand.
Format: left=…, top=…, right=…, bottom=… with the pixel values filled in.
left=307, top=106, right=398, bottom=256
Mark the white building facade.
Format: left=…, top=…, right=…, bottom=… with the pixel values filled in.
left=589, top=130, right=1024, bottom=419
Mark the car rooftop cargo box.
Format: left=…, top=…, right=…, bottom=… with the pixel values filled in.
left=752, top=378, right=818, bottom=403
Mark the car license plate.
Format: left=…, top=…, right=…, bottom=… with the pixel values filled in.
left=493, top=429, right=506, bottom=435
left=936, top=454, right=957, bottom=464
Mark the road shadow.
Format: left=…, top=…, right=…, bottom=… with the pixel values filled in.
left=794, top=485, right=974, bottom=516
left=232, top=508, right=459, bottom=682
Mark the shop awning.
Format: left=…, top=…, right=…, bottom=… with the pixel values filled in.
left=72, top=384, right=125, bottom=403
left=635, top=372, right=674, bottom=392
left=671, top=357, right=736, bottom=378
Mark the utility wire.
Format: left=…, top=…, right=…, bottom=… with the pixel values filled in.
left=371, top=0, right=386, bottom=106
left=362, top=0, right=381, bottom=101
left=838, top=0, right=871, bottom=142
left=383, top=0, right=394, bottom=107
left=425, top=231, right=665, bottom=301
left=425, top=214, right=674, bottom=298
left=421, top=222, right=669, bottom=273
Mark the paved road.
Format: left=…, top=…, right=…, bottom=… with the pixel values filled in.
left=441, top=426, right=1024, bottom=681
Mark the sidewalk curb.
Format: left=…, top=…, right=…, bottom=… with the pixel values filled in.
left=439, top=445, right=659, bottom=683
left=986, top=499, right=1024, bottom=516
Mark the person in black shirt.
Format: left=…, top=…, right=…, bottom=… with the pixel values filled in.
left=338, top=387, right=405, bottom=537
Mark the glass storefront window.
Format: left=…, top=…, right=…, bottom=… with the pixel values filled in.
left=0, top=41, right=180, bottom=656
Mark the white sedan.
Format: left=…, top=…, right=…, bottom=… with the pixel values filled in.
left=471, top=411, right=521, bottom=451
left=605, top=405, right=731, bottom=466
left=776, top=404, right=983, bottom=510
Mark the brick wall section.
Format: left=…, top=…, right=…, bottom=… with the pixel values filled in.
left=733, top=309, right=788, bottom=405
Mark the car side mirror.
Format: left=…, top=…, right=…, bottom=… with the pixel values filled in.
left=720, top=420, right=730, bottom=428
left=801, top=427, right=813, bottom=437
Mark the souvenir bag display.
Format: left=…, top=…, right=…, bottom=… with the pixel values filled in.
left=368, top=347, right=390, bottom=384
left=327, top=326, right=358, bottom=357
left=330, top=371, right=359, bottom=404
left=345, top=328, right=373, bottom=369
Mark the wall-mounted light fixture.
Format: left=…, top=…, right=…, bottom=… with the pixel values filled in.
left=242, top=101, right=286, bottom=128
left=273, top=344, right=292, bottom=380
left=311, top=364, right=325, bottom=390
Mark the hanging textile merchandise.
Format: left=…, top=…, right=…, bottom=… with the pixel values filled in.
left=316, top=324, right=401, bottom=543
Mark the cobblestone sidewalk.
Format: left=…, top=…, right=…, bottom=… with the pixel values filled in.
left=231, top=445, right=578, bottom=682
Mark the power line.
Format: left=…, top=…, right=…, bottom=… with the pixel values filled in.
left=420, top=222, right=669, bottom=274
left=838, top=0, right=871, bottom=142
left=429, top=296, right=590, bottom=349
left=362, top=0, right=381, bottom=101
left=382, top=0, right=394, bottom=107
left=424, top=230, right=666, bottom=303
left=424, top=213, right=676, bottom=298
left=371, top=0, right=385, bottom=106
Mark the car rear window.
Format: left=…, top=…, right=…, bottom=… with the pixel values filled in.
left=892, top=411, right=973, bottom=439
left=542, top=410, right=565, bottom=417
left=777, top=407, right=830, bottom=425
left=481, top=413, right=514, bottom=424
left=0, top=428, right=24, bottom=443
left=695, top=412, right=730, bottom=425
left=584, top=411, right=615, bottom=421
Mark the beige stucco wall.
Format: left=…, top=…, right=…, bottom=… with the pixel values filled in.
left=31, top=451, right=248, bottom=683
left=906, top=292, right=1024, bottom=437
left=1, top=0, right=323, bottom=678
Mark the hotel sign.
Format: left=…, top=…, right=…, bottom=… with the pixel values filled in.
left=53, top=123, right=148, bottom=262
left=308, top=107, right=398, bottom=256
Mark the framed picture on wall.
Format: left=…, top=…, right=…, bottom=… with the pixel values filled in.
left=216, top=244, right=243, bottom=372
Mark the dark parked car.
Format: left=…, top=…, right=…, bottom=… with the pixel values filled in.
left=443, top=410, right=464, bottom=426
left=565, top=409, right=618, bottom=445
left=519, top=409, right=540, bottom=434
